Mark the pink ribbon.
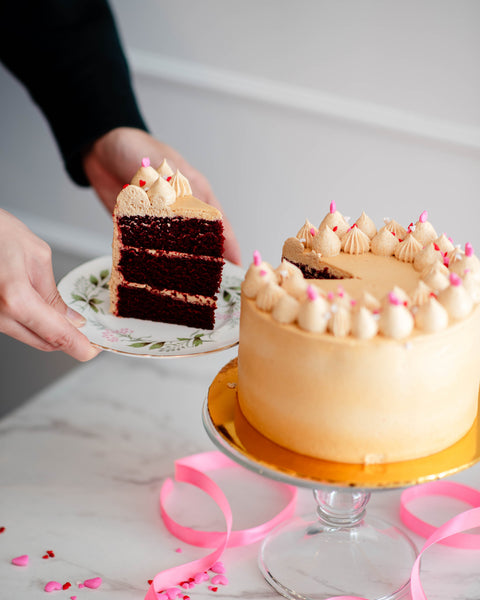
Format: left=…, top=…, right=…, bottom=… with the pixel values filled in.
left=145, top=451, right=297, bottom=599
left=145, top=453, right=480, bottom=600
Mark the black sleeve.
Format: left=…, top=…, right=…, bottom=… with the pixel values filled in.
left=0, top=0, right=149, bottom=186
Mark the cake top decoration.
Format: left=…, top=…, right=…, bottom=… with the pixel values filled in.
left=307, top=285, right=318, bottom=301
left=330, top=201, right=336, bottom=214
left=419, top=210, right=428, bottom=223
left=253, top=250, right=262, bottom=267
left=466, top=242, right=474, bottom=257
left=141, top=157, right=150, bottom=167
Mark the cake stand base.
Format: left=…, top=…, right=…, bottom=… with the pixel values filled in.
left=204, top=359, right=480, bottom=600
left=259, top=507, right=416, bottom=600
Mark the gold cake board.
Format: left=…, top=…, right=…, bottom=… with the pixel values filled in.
left=206, top=358, right=480, bottom=489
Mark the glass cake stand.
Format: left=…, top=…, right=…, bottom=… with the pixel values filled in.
left=202, top=358, right=480, bottom=600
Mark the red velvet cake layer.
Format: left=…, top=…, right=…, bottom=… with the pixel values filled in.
left=119, top=248, right=223, bottom=297
left=118, top=216, right=224, bottom=256
left=116, top=285, right=216, bottom=330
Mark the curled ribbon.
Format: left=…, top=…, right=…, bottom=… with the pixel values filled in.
left=145, top=451, right=297, bottom=599
left=146, top=453, right=480, bottom=600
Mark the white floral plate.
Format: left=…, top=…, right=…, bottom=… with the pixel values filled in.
left=57, top=256, right=244, bottom=358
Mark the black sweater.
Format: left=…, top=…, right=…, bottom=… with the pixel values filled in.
left=0, top=0, right=148, bottom=186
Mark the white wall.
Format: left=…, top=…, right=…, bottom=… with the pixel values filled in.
left=1, top=0, right=480, bottom=406
left=2, top=0, right=480, bottom=266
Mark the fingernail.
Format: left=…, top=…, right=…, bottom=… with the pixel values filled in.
left=66, top=307, right=86, bottom=327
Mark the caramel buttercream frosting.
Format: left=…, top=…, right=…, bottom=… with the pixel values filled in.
left=435, top=234, right=455, bottom=255
left=463, top=270, right=480, bottom=304
left=371, top=227, right=399, bottom=256
left=355, top=211, right=377, bottom=239
left=318, top=201, right=349, bottom=238
left=413, top=242, right=442, bottom=273
left=414, top=297, right=449, bottom=333
left=437, top=273, right=474, bottom=320
left=395, top=233, right=423, bottom=263
left=277, top=261, right=309, bottom=300
left=410, top=280, right=433, bottom=307
left=328, top=306, right=351, bottom=337
left=115, top=184, right=151, bottom=216
left=157, top=158, right=174, bottom=178
left=114, top=158, right=221, bottom=221
left=242, top=251, right=277, bottom=298
left=379, top=292, right=414, bottom=339
left=411, top=210, right=438, bottom=246
left=383, top=218, right=408, bottom=240
left=256, top=281, right=286, bottom=312
left=272, top=294, right=300, bottom=324
left=351, top=306, right=379, bottom=340
left=297, top=286, right=329, bottom=332
left=296, top=220, right=317, bottom=249
left=130, top=157, right=159, bottom=190
left=311, top=225, right=341, bottom=257
left=358, top=291, right=381, bottom=313
left=341, top=225, right=370, bottom=255
left=267, top=205, right=480, bottom=339
left=421, top=262, right=450, bottom=292
left=148, top=174, right=176, bottom=207
left=449, top=243, right=480, bottom=279
left=170, top=170, right=192, bottom=197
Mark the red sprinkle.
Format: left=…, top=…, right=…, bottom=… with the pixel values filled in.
left=42, top=554, right=49, bottom=559
left=433, top=243, right=440, bottom=251
left=398, top=239, right=403, bottom=243
left=62, top=582, right=71, bottom=590
left=47, top=550, right=55, bottom=558
left=391, top=231, right=396, bottom=236
left=148, top=580, right=153, bottom=585
left=122, top=183, right=129, bottom=189
left=333, top=226, right=338, bottom=232
left=0, top=527, right=5, bottom=534
left=166, top=176, right=172, bottom=182
left=139, top=179, right=146, bottom=187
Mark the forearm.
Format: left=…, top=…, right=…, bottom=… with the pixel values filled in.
left=0, top=0, right=148, bottom=186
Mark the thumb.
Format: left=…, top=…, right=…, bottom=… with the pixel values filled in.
left=48, top=288, right=86, bottom=328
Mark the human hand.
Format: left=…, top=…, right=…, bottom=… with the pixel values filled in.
left=82, top=127, right=242, bottom=265
left=0, top=209, right=100, bottom=361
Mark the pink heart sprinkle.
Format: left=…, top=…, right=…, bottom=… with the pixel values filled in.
left=70, top=597, right=77, bottom=600
left=193, top=571, right=209, bottom=584
left=330, top=200, right=336, bottom=214
left=307, top=285, right=318, bottom=301
left=175, top=547, right=183, bottom=553
left=419, top=210, right=428, bottom=223
left=253, top=250, right=262, bottom=266
left=11, top=555, right=29, bottom=567
left=210, top=561, right=225, bottom=574
left=83, top=577, right=102, bottom=589
left=141, top=157, right=150, bottom=167
left=449, top=272, right=462, bottom=287
left=388, top=291, right=401, bottom=306
left=309, top=227, right=316, bottom=236
left=45, top=581, right=62, bottom=592
left=211, top=575, right=229, bottom=586
left=465, top=242, right=474, bottom=257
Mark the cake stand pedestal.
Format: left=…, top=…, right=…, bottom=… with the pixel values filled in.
left=203, top=359, right=480, bottom=600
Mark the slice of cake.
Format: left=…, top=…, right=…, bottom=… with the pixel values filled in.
left=110, top=158, right=224, bottom=329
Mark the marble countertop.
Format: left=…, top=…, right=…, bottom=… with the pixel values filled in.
left=1, top=348, right=479, bottom=600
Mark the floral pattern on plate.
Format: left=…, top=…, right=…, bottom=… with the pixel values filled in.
left=58, top=256, right=244, bottom=357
